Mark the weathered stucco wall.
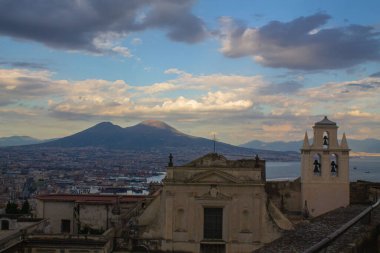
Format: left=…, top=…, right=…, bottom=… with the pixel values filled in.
left=265, top=179, right=302, bottom=213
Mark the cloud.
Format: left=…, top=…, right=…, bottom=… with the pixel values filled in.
left=92, top=32, right=132, bottom=57
left=0, top=68, right=64, bottom=105
left=219, top=13, right=380, bottom=70
left=1, top=67, right=380, bottom=142
left=0, top=0, right=208, bottom=56
left=370, top=71, right=380, bottom=77
left=131, top=38, right=142, bottom=45
left=0, top=60, right=47, bottom=70
left=259, top=81, right=303, bottom=95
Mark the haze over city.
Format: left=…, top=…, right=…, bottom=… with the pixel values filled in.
left=0, top=0, right=380, bottom=145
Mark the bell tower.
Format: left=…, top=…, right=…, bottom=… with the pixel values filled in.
left=301, top=116, right=350, bottom=217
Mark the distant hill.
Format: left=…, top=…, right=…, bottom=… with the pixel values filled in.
left=348, top=139, right=380, bottom=153
left=240, top=138, right=380, bottom=153
left=33, top=120, right=298, bottom=161
left=0, top=136, right=43, bottom=147
left=240, top=140, right=303, bottom=152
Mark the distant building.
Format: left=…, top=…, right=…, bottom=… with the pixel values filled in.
left=35, top=194, right=145, bottom=234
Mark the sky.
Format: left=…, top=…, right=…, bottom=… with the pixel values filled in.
left=0, top=0, right=379, bottom=145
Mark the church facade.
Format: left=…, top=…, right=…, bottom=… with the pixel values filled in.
left=136, top=153, right=288, bottom=253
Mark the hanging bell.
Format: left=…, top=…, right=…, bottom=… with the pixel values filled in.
left=313, top=160, right=320, bottom=173
left=323, top=136, right=328, bottom=145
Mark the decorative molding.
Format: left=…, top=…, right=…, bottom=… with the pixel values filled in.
left=186, top=170, right=241, bottom=184
left=195, top=185, right=232, bottom=201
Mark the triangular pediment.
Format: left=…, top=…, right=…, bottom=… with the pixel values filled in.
left=184, top=153, right=228, bottom=167
left=187, top=170, right=240, bottom=184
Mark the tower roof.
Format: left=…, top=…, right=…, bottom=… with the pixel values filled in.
left=315, top=116, right=336, bottom=126
left=302, top=132, right=310, bottom=149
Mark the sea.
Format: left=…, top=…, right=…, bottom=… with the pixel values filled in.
left=147, top=157, right=380, bottom=183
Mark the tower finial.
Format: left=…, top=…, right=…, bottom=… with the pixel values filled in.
left=340, top=132, right=349, bottom=149
left=302, top=131, right=310, bottom=148
left=254, top=154, right=260, bottom=168
left=168, top=153, right=173, bottom=167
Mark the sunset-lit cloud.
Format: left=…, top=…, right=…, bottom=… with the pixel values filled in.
left=0, top=66, right=379, bottom=143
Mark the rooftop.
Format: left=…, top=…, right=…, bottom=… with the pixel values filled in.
left=254, top=204, right=376, bottom=253
left=181, top=153, right=264, bottom=168
left=35, top=194, right=145, bottom=204
left=315, top=116, right=337, bottom=126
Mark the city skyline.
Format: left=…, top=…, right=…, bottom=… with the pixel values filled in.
left=0, top=0, right=380, bottom=144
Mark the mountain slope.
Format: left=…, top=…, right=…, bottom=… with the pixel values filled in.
left=40, top=121, right=125, bottom=148
left=0, top=136, right=43, bottom=147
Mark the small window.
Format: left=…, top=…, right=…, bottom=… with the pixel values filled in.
left=61, top=219, right=71, bottom=233
left=1, top=220, right=9, bottom=230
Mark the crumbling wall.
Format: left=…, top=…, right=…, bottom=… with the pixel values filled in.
left=350, top=181, right=380, bottom=204
left=265, top=178, right=302, bottom=213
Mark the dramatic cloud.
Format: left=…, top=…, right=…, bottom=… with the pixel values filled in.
left=219, top=13, right=380, bottom=70
left=0, top=0, right=207, bottom=56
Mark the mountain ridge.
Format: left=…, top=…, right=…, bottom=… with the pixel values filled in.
left=2, top=120, right=298, bottom=162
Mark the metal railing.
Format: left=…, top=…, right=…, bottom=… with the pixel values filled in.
left=303, top=199, right=380, bottom=253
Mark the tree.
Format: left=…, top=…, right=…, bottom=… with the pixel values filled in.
left=21, top=199, right=30, bottom=214
left=5, top=201, right=18, bottom=214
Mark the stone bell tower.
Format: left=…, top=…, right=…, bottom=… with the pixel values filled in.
left=301, top=116, right=350, bottom=217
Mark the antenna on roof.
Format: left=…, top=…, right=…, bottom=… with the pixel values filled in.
left=212, top=133, right=218, bottom=153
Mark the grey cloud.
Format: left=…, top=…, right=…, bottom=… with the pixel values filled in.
left=0, top=0, right=207, bottom=53
left=260, top=81, right=303, bottom=95
left=345, top=81, right=380, bottom=91
left=0, top=61, right=47, bottom=69
left=0, top=96, right=15, bottom=106
left=49, top=110, right=99, bottom=121
left=0, top=76, right=62, bottom=102
left=220, top=13, right=380, bottom=70
left=370, top=71, right=380, bottom=77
